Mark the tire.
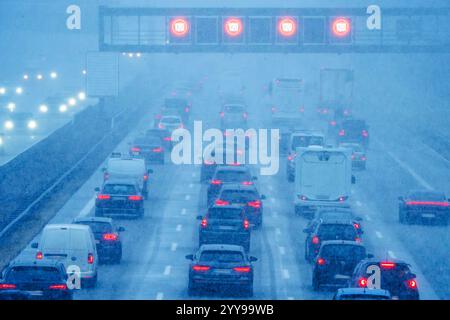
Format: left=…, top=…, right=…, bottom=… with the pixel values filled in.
left=83, top=274, right=98, bottom=289
left=187, top=280, right=197, bottom=296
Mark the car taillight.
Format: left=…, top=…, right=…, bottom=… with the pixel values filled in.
left=298, top=195, right=308, bottom=201
left=271, top=107, right=277, bottom=113
left=215, top=199, right=229, bottom=206
left=49, top=284, right=68, bottom=290
left=201, top=218, right=208, bottom=228
left=248, top=200, right=261, bottom=208
left=36, top=251, right=43, bottom=260
left=361, top=156, right=367, bottom=161
left=128, top=195, right=142, bottom=201
left=241, top=181, right=253, bottom=186
left=329, top=120, right=336, bottom=126
left=407, top=279, right=417, bottom=289
left=103, top=233, right=118, bottom=241
left=316, top=257, right=326, bottom=265
left=0, top=284, right=17, bottom=290
left=358, top=277, right=368, bottom=288
left=288, top=153, right=297, bottom=161
left=163, top=136, right=172, bottom=141
left=243, top=219, right=250, bottom=230
left=353, top=222, right=360, bottom=230
left=184, top=107, right=190, bottom=113
left=355, top=237, right=362, bottom=243
left=131, top=147, right=141, bottom=152
left=380, top=262, right=396, bottom=269
left=88, top=253, right=94, bottom=264
left=338, top=196, right=348, bottom=202
left=220, top=112, right=225, bottom=117
left=233, top=266, right=251, bottom=273
left=158, top=123, right=165, bottom=129
left=152, top=147, right=163, bottom=153
left=362, top=130, right=369, bottom=137
left=97, top=194, right=110, bottom=200
left=192, top=265, right=210, bottom=272
left=312, top=236, right=320, bottom=245
left=210, top=179, right=222, bottom=185
left=143, top=175, right=148, bottom=181
left=406, top=201, right=449, bottom=207
left=338, top=129, right=345, bottom=136
left=243, top=112, right=248, bottom=119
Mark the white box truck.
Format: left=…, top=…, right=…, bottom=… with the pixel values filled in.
left=294, top=146, right=355, bottom=218
left=269, top=78, right=305, bottom=127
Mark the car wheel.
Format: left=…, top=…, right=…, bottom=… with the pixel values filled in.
left=187, top=280, right=197, bottom=296
left=83, top=274, right=98, bottom=289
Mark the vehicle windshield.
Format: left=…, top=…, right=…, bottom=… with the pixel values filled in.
left=75, top=222, right=112, bottom=234
left=292, top=135, right=324, bottom=149
left=108, top=160, right=144, bottom=175
left=199, top=251, right=244, bottom=263
left=208, top=208, right=243, bottom=220
left=215, top=170, right=251, bottom=182
left=317, top=224, right=357, bottom=240
left=161, top=117, right=181, bottom=124
left=317, top=211, right=353, bottom=221
left=7, top=267, right=62, bottom=282
left=102, top=184, right=137, bottom=195
left=321, top=244, right=366, bottom=259
left=409, top=192, right=446, bottom=201
left=220, top=190, right=259, bottom=203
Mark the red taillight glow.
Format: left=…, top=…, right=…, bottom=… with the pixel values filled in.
left=355, top=237, right=362, bottom=243
left=192, top=265, right=210, bottom=272
left=49, top=284, right=68, bottom=290
left=88, top=253, right=94, bottom=264
left=210, top=179, right=222, bottom=185
left=241, top=181, right=253, bottom=186
left=243, top=219, right=250, bottom=230
left=36, top=251, right=43, bottom=260
left=380, top=262, right=396, bottom=269
left=97, top=194, right=110, bottom=200
left=338, top=129, right=345, bottom=136
left=152, top=147, right=163, bottom=153
left=329, top=120, right=336, bottom=126
left=338, top=196, right=347, bottom=202
left=144, top=175, right=148, bottom=181
left=406, top=201, right=449, bottom=207
left=247, top=200, right=261, bottom=208
left=312, top=236, right=320, bottom=245
left=131, top=147, right=141, bottom=152
left=128, top=195, right=142, bottom=201
left=353, top=223, right=360, bottom=229
left=317, top=257, right=326, bottom=265
left=163, top=137, right=172, bottom=141
left=220, top=111, right=225, bottom=117
left=299, top=195, right=308, bottom=201
left=158, top=123, right=165, bottom=129
left=361, top=156, right=367, bottom=161
left=0, top=284, right=17, bottom=290
left=362, top=130, right=369, bottom=137
left=201, top=218, right=208, bottom=228
left=215, top=199, right=230, bottom=206
left=358, top=277, right=368, bottom=288
left=184, top=107, right=190, bottom=113
left=103, top=233, right=118, bottom=241
left=233, top=266, right=251, bottom=273
left=407, top=279, right=417, bottom=289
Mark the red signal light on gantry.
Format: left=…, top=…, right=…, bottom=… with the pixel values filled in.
left=278, top=17, right=297, bottom=37
left=332, top=17, right=351, bottom=37
left=224, top=17, right=243, bottom=37
left=170, top=17, right=190, bottom=37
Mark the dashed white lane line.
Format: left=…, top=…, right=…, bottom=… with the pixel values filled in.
left=181, top=208, right=187, bottom=215
left=171, top=243, right=178, bottom=252
left=375, top=231, right=383, bottom=239
left=282, top=269, right=290, bottom=279
left=386, top=150, right=434, bottom=191
left=156, top=292, right=164, bottom=300
left=176, top=224, right=182, bottom=232
left=164, top=265, right=172, bottom=276
left=279, top=246, right=285, bottom=255
left=365, top=215, right=372, bottom=222
left=388, top=250, right=397, bottom=259
left=185, top=195, right=191, bottom=201
left=78, top=196, right=96, bottom=217
left=355, top=200, right=362, bottom=207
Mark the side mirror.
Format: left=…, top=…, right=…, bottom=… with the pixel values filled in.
left=94, top=187, right=100, bottom=192
left=31, top=242, right=38, bottom=249
left=249, top=256, right=258, bottom=262
left=196, top=215, right=203, bottom=220
left=261, top=195, right=267, bottom=200
left=367, top=253, right=374, bottom=259
left=117, top=227, right=125, bottom=232
left=252, top=176, right=258, bottom=181
left=351, top=175, right=356, bottom=184
left=185, top=254, right=194, bottom=261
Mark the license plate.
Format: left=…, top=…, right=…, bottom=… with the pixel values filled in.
left=334, top=274, right=350, bottom=280
left=219, top=226, right=234, bottom=231
left=214, top=269, right=232, bottom=274
left=132, top=151, right=140, bottom=156
left=28, top=291, right=44, bottom=296
left=422, top=213, right=435, bottom=218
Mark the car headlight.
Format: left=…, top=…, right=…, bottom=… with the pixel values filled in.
left=59, top=104, right=68, bottom=113
left=15, top=87, right=23, bottom=95
left=39, top=104, right=48, bottom=113
left=7, top=103, right=15, bottom=112
left=5, top=120, right=14, bottom=130
left=0, top=87, right=6, bottom=95
left=28, top=120, right=37, bottom=130
left=68, top=98, right=77, bottom=106
left=78, top=91, right=86, bottom=100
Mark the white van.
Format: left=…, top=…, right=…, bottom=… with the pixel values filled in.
left=294, top=146, right=355, bottom=218
left=32, top=224, right=98, bottom=288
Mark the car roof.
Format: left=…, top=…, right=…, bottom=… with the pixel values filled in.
left=73, top=217, right=113, bottom=224
left=199, top=244, right=245, bottom=252
left=8, top=259, right=64, bottom=269
left=160, top=115, right=181, bottom=120
left=336, top=288, right=391, bottom=296
left=291, top=130, right=324, bottom=137
left=318, top=219, right=355, bottom=226
left=320, top=240, right=365, bottom=247
left=104, top=178, right=139, bottom=185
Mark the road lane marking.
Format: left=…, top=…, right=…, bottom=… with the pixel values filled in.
left=185, top=195, right=191, bottom=200
left=181, top=208, right=187, bottom=215
left=176, top=224, right=182, bottom=232
left=388, top=250, right=397, bottom=259
left=282, top=269, right=290, bottom=279
left=164, top=266, right=171, bottom=276
left=156, top=292, right=164, bottom=300
left=78, top=196, right=96, bottom=217
left=171, top=243, right=178, bottom=251
left=279, top=246, right=285, bottom=255
left=375, top=231, right=383, bottom=239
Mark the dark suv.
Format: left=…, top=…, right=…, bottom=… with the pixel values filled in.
left=336, top=119, right=369, bottom=148
left=399, top=190, right=449, bottom=225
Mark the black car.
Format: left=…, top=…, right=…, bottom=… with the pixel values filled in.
left=95, top=179, right=145, bottom=218
left=350, top=259, right=419, bottom=300
left=73, top=217, right=125, bottom=264
left=185, top=244, right=257, bottom=297
left=163, top=98, right=190, bottom=122
left=399, top=190, right=449, bottom=225
left=207, top=165, right=256, bottom=206
left=305, top=208, right=364, bottom=236
left=0, top=260, right=72, bottom=300
left=304, top=220, right=361, bottom=263
left=312, top=240, right=371, bottom=291
left=145, top=128, right=172, bottom=150
left=200, top=148, right=240, bottom=183
left=336, top=119, right=369, bottom=148
left=214, top=184, right=265, bottom=228
left=129, top=136, right=165, bottom=164
left=197, top=205, right=251, bottom=251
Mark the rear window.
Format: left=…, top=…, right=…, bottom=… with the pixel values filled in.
left=199, top=250, right=244, bottom=263
left=224, top=105, right=244, bottom=113
left=76, top=222, right=112, bottom=234
left=220, top=190, right=259, bottom=202
left=208, top=208, right=243, bottom=220
left=321, top=244, right=366, bottom=260
left=134, top=137, right=158, bottom=145
left=165, top=99, right=186, bottom=108
left=292, top=136, right=324, bottom=149
left=343, top=120, right=366, bottom=131
left=409, top=192, right=446, bottom=201
left=317, top=224, right=357, bottom=240
left=103, top=184, right=137, bottom=195
left=41, top=228, right=89, bottom=251
left=108, top=160, right=144, bottom=175
left=215, top=170, right=250, bottom=182
left=7, top=267, right=62, bottom=282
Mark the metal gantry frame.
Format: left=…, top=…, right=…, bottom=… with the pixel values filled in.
left=99, top=7, right=450, bottom=53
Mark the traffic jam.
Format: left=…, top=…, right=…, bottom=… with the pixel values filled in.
left=0, top=1, right=450, bottom=304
